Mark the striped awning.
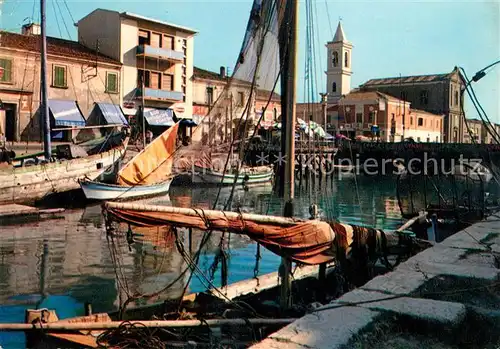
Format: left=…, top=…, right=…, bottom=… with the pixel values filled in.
left=143, top=108, right=175, bottom=127
left=96, top=103, right=128, bottom=125
left=48, top=99, right=85, bottom=127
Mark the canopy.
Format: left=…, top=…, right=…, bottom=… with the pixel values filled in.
left=95, top=103, right=128, bottom=125
left=143, top=108, right=175, bottom=127
left=117, top=122, right=179, bottom=186
left=48, top=99, right=85, bottom=127
left=179, top=119, right=197, bottom=127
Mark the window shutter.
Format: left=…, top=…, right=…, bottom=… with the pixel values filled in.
left=162, top=74, right=173, bottom=91
left=150, top=72, right=160, bottom=89
left=107, top=73, right=117, bottom=92
left=0, top=59, right=12, bottom=82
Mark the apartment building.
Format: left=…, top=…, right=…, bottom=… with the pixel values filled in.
left=77, top=9, right=196, bottom=133
left=0, top=24, right=122, bottom=142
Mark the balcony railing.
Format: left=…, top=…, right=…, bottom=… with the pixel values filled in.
left=138, top=87, right=183, bottom=102
left=137, top=44, right=184, bottom=62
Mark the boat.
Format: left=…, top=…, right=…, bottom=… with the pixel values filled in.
left=192, top=164, right=273, bottom=185
left=0, top=140, right=127, bottom=205
left=0, top=1, right=128, bottom=205
left=79, top=122, right=180, bottom=201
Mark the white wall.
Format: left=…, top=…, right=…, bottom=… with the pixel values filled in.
left=120, top=19, right=139, bottom=104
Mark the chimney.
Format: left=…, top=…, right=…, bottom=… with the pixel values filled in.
left=22, top=23, right=41, bottom=36
left=220, top=66, right=226, bottom=79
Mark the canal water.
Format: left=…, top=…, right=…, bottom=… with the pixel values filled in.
left=0, top=176, right=404, bottom=348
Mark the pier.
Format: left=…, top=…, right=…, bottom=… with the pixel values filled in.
left=251, top=213, right=500, bottom=348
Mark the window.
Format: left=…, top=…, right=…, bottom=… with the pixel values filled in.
left=105, top=72, right=118, bottom=93
left=0, top=58, right=12, bottom=83
left=417, top=137, right=421, bottom=142
left=150, top=72, right=160, bottom=89
left=273, top=108, right=277, bottom=121
left=52, top=65, right=67, bottom=88
left=454, top=90, right=459, bottom=106
left=206, top=87, right=214, bottom=106
left=138, top=29, right=150, bottom=46
left=410, top=117, right=413, bottom=125
left=164, top=35, right=174, bottom=50
left=356, top=113, right=362, bottom=123
left=332, top=51, right=338, bottom=67
left=420, top=90, right=428, bottom=105
left=138, top=70, right=150, bottom=87
left=368, top=111, right=375, bottom=123
left=427, top=137, right=430, bottom=143
left=436, top=136, right=439, bottom=142
left=162, top=74, right=173, bottom=91
left=344, top=52, right=349, bottom=68
left=418, top=117, right=423, bottom=126
left=237, top=91, right=244, bottom=106
left=332, top=82, right=337, bottom=93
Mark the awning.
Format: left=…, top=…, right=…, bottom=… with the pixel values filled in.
left=180, top=119, right=197, bottom=127
left=48, top=99, right=86, bottom=127
left=143, top=108, right=175, bottom=127
left=96, top=103, right=128, bottom=125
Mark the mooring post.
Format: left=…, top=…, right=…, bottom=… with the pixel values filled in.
left=84, top=302, right=92, bottom=316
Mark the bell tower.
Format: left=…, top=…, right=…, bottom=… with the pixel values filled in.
left=326, top=22, right=353, bottom=104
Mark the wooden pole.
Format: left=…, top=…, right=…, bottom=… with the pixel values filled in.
left=104, top=202, right=311, bottom=226
left=0, top=318, right=296, bottom=331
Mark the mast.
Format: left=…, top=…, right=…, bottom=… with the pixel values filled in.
left=40, top=0, right=51, bottom=160
left=141, top=77, right=146, bottom=148
left=279, top=0, right=298, bottom=310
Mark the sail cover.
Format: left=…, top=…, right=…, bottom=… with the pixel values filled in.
left=117, top=123, right=179, bottom=186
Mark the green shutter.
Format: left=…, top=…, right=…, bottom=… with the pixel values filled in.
left=0, top=59, right=12, bottom=82
left=107, top=73, right=117, bottom=92
left=53, top=66, right=66, bottom=87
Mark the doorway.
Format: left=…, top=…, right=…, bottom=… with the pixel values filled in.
left=4, top=103, right=17, bottom=142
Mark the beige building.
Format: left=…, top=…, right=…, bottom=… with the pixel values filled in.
left=325, top=22, right=352, bottom=105
left=77, top=9, right=196, bottom=130
left=463, top=119, right=500, bottom=144
left=0, top=24, right=122, bottom=142
left=328, top=91, right=443, bottom=142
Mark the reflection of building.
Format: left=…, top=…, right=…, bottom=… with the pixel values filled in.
left=77, top=9, right=196, bottom=131
left=328, top=91, right=443, bottom=142
left=0, top=24, right=121, bottom=142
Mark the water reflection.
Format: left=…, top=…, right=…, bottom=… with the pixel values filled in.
left=0, top=176, right=403, bottom=348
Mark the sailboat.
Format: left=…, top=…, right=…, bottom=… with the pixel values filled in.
left=79, top=122, right=179, bottom=201
left=0, top=6, right=127, bottom=205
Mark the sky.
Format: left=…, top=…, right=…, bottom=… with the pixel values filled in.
left=1, top=0, right=498, bottom=122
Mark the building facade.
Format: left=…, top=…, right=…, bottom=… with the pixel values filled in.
left=325, top=22, right=352, bottom=105
left=0, top=24, right=122, bottom=142
left=77, top=9, right=196, bottom=127
left=359, top=68, right=465, bottom=143
left=191, top=66, right=280, bottom=144
left=327, top=91, right=443, bottom=142
left=463, top=119, right=500, bottom=144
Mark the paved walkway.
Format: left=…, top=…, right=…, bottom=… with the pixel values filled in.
left=251, top=214, right=500, bottom=348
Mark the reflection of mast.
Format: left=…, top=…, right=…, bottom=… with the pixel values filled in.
left=37, top=240, right=49, bottom=308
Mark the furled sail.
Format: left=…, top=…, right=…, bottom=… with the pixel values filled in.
left=104, top=203, right=394, bottom=265
left=117, top=123, right=179, bottom=186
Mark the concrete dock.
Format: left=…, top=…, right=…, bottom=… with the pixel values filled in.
left=251, top=214, right=500, bottom=348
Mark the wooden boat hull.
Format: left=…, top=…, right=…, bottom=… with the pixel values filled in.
left=80, top=179, right=172, bottom=201
left=192, top=165, right=273, bottom=185
left=0, top=145, right=126, bottom=205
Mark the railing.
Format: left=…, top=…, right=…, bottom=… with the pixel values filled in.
left=138, top=87, right=183, bottom=101
left=136, top=44, right=184, bottom=62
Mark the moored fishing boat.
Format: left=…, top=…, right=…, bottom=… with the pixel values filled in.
left=0, top=139, right=127, bottom=205
left=79, top=122, right=180, bottom=201
left=80, top=179, right=172, bottom=201
left=192, top=164, right=273, bottom=185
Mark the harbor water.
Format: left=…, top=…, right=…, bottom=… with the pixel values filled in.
left=0, top=176, right=404, bottom=348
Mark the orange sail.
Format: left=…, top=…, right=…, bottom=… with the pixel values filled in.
left=117, top=123, right=179, bottom=186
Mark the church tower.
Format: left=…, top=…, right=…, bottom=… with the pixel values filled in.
left=326, top=22, right=353, bottom=104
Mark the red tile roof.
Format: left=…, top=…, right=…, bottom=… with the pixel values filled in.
left=0, top=31, right=120, bottom=65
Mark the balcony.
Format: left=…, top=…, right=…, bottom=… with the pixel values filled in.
left=138, top=87, right=183, bottom=102
left=136, top=44, right=184, bottom=63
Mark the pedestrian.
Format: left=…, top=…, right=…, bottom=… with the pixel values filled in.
left=146, top=129, right=153, bottom=144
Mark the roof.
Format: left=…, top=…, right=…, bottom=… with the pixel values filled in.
left=360, top=68, right=464, bottom=88
left=0, top=31, right=120, bottom=65
left=333, top=22, right=347, bottom=42
left=411, top=108, right=444, bottom=118
left=256, top=88, right=280, bottom=101
left=193, top=66, right=253, bottom=86
left=340, top=91, right=403, bottom=103
left=120, top=11, right=198, bottom=34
